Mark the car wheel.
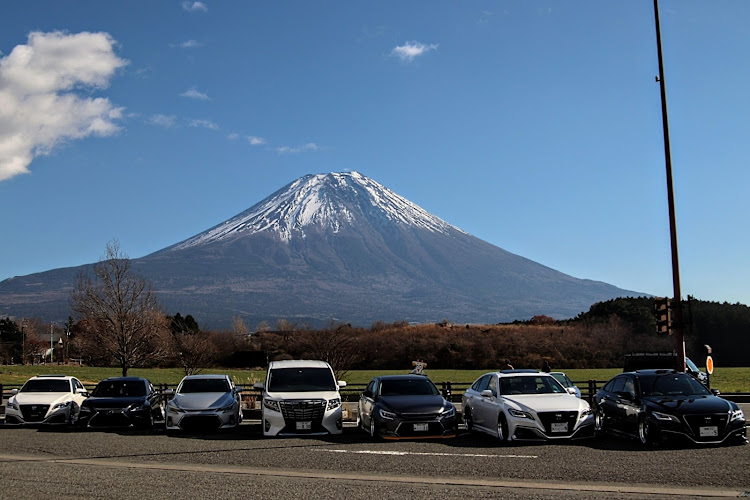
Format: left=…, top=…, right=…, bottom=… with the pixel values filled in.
left=464, top=407, right=474, bottom=433
left=594, top=406, right=605, bottom=434
left=369, top=416, right=378, bottom=439
left=497, top=412, right=509, bottom=443
left=638, top=415, right=656, bottom=446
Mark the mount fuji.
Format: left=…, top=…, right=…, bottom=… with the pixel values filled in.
left=0, top=171, right=643, bottom=328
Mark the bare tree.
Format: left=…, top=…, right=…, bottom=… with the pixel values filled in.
left=71, top=241, right=169, bottom=376
left=169, top=313, right=217, bottom=376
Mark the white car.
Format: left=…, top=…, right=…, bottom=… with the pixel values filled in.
left=5, top=375, right=90, bottom=425
left=462, top=370, right=594, bottom=442
left=254, top=360, right=346, bottom=436
left=165, top=374, right=242, bottom=432
left=549, top=371, right=582, bottom=398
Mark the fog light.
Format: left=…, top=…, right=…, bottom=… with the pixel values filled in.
left=336, top=417, right=342, bottom=430
left=264, top=419, right=271, bottom=432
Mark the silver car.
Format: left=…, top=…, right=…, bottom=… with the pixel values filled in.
left=165, top=375, right=242, bottom=432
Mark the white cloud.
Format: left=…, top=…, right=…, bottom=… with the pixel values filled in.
left=391, top=41, right=439, bottom=63
left=182, top=1, right=207, bottom=12
left=180, top=88, right=210, bottom=100
left=189, top=119, right=218, bottom=130
left=248, top=136, right=265, bottom=146
left=0, top=31, right=127, bottom=181
left=179, top=40, right=202, bottom=49
left=148, top=114, right=177, bottom=128
left=276, top=142, right=320, bottom=154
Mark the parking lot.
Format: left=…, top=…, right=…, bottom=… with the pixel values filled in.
left=1, top=422, right=748, bottom=499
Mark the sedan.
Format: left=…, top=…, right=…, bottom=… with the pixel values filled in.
left=5, top=375, right=89, bottom=425
left=593, top=369, right=747, bottom=446
left=462, top=370, right=594, bottom=442
left=77, top=377, right=163, bottom=429
left=165, top=375, right=242, bottom=432
left=358, top=375, right=457, bottom=440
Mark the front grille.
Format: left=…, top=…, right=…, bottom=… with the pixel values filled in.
left=179, top=414, right=222, bottom=431
left=400, top=412, right=439, bottom=421
left=683, top=413, right=729, bottom=441
left=537, top=411, right=578, bottom=436
left=20, top=405, right=49, bottom=422
left=89, top=411, right=131, bottom=427
left=279, top=399, right=326, bottom=433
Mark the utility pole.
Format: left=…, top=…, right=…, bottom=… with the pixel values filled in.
left=654, top=0, right=686, bottom=372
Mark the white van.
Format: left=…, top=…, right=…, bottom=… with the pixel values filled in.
left=254, top=360, right=346, bottom=436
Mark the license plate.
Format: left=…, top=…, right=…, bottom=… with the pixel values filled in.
left=413, top=423, right=429, bottom=432
left=699, top=426, right=718, bottom=437
left=551, top=422, right=568, bottom=433
left=296, top=421, right=312, bottom=430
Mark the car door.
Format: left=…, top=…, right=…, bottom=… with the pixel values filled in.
left=618, top=375, right=641, bottom=436
left=359, top=379, right=378, bottom=428
left=598, top=376, right=626, bottom=432
left=472, top=375, right=495, bottom=431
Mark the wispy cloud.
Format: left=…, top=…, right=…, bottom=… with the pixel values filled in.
left=180, top=88, right=210, bottom=101
left=177, top=39, right=202, bottom=49
left=189, top=119, right=218, bottom=130
left=391, top=41, right=438, bottom=63
left=276, top=142, right=320, bottom=154
left=0, top=30, right=128, bottom=181
left=248, top=136, right=265, bottom=146
left=182, top=1, right=207, bottom=13
left=148, top=114, right=177, bottom=128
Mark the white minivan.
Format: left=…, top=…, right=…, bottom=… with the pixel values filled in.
left=254, top=360, right=346, bottom=436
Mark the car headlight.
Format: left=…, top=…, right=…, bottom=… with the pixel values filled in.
left=167, top=402, right=184, bottom=414
left=508, top=408, right=532, bottom=419
left=379, top=408, right=396, bottom=420
left=439, top=405, right=455, bottom=419
left=263, top=399, right=281, bottom=412
left=652, top=411, right=680, bottom=423
left=79, top=406, right=94, bottom=413
left=580, top=407, right=594, bottom=420
left=217, top=403, right=236, bottom=413
left=730, top=408, right=745, bottom=422
left=6, top=399, right=18, bottom=411
left=327, top=398, right=341, bottom=411
left=52, top=401, right=73, bottom=410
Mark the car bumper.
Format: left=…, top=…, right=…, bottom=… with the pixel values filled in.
left=652, top=416, right=747, bottom=445
left=5, top=406, right=72, bottom=425
left=165, top=407, right=239, bottom=431
left=78, top=407, right=152, bottom=428
left=262, top=405, right=343, bottom=436
left=378, top=416, right=458, bottom=440
left=510, top=412, right=595, bottom=441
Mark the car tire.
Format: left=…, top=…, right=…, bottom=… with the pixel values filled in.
left=464, top=407, right=474, bottom=433
left=638, top=414, right=656, bottom=446
left=497, top=412, right=509, bottom=443
left=594, top=405, right=605, bottom=435
left=369, top=416, right=378, bottom=439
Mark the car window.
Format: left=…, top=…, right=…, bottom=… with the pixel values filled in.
left=610, top=376, right=626, bottom=394
left=20, top=379, right=71, bottom=393
left=179, top=378, right=231, bottom=393
left=488, top=376, right=498, bottom=397
left=471, top=375, right=490, bottom=393
left=93, top=380, right=147, bottom=397
left=267, top=368, right=337, bottom=392
left=623, top=377, right=636, bottom=398
left=640, top=373, right=711, bottom=397
left=380, top=378, right=439, bottom=396
left=366, top=379, right=377, bottom=396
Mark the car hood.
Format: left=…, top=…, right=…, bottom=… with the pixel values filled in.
left=14, top=393, right=72, bottom=406
left=172, top=392, right=234, bottom=410
left=265, top=390, right=340, bottom=401
left=645, top=395, right=734, bottom=415
left=82, top=397, right=146, bottom=409
left=378, top=395, right=448, bottom=413
left=504, top=394, right=586, bottom=413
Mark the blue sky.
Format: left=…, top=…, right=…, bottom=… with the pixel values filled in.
left=1, top=1, right=748, bottom=308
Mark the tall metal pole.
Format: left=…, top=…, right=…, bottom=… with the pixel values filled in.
left=654, top=0, right=686, bottom=372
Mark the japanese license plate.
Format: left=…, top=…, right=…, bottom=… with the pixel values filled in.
left=699, top=426, right=718, bottom=437
left=413, top=423, right=429, bottom=432
left=296, top=421, right=312, bottom=430
left=551, top=422, right=568, bottom=433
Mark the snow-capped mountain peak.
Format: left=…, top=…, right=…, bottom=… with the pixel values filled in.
left=171, top=171, right=461, bottom=250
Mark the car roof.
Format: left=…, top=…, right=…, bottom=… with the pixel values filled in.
left=99, top=377, right=149, bottom=382
left=30, top=374, right=74, bottom=380
left=497, top=369, right=542, bottom=377
left=375, top=374, right=432, bottom=381
left=628, top=369, right=682, bottom=376
left=181, top=374, right=230, bottom=380
left=269, top=359, right=331, bottom=369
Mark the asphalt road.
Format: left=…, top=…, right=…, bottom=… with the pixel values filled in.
left=1, top=423, right=748, bottom=499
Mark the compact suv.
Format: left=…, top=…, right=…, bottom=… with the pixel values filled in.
left=165, top=374, right=242, bottom=432
left=358, top=374, right=457, bottom=440
left=593, top=369, right=747, bottom=446
left=462, top=370, right=594, bottom=442
left=5, top=375, right=90, bottom=425
left=77, top=377, right=163, bottom=429
left=255, top=360, right=346, bottom=436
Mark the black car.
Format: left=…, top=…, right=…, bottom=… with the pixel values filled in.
left=358, top=375, right=457, bottom=440
left=77, top=377, right=163, bottom=429
left=593, top=370, right=746, bottom=446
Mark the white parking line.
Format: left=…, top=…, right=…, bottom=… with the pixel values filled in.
left=318, top=449, right=538, bottom=459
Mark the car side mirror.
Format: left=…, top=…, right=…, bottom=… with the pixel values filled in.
left=363, top=389, right=373, bottom=398
left=81, top=391, right=90, bottom=398
left=164, top=389, right=175, bottom=396
left=480, top=389, right=494, bottom=398
left=10, top=389, right=18, bottom=396
left=711, top=388, right=721, bottom=396
left=566, top=387, right=577, bottom=395
left=338, top=381, right=347, bottom=388
left=235, top=387, right=243, bottom=394
left=253, top=382, right=265, bottom=390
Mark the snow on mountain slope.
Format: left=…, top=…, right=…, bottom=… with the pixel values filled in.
left=170, top=171, right=462, bottom=250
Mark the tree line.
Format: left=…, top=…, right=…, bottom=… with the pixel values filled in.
left=2, top=242, right=748, bottom=375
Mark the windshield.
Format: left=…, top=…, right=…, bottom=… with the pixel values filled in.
left=380, top=378, right=439, bottom=397
left=685, top=357, right=700, bottom=373
left=268, top=367, right=337, bottom=392
left=500, top=376, right=566, bottom=395
left=640, top=373, right=711, bottom=397
left=21, top=379, right=71, bottom=393
left=93, top=380, right=147, bottom=398
left=178, top=378, right=230, bottom=394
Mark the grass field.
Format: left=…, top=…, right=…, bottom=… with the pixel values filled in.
left=1, top=365, right=748, bottom=392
